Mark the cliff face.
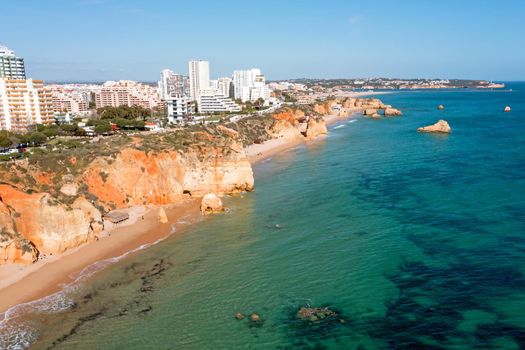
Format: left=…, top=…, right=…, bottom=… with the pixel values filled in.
left=0, top=199, right=38, bottom=264
left=304, top=117, right=328, bottom=140
left=0, top=139, right=254, bottom=264
left=0, top=185, right=99, bottom=258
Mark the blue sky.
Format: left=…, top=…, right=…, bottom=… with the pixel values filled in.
left=2, top=0, right=524, bottom=82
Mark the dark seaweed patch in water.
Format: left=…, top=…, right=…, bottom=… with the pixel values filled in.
left=120, top=258, right=172, bottom=316
left=280, top=305, right=350, bottom=349
left=46, top=309, right=106, bottom=350
left=366, top=260, right=525, bottom=348
left=475, top=323, right=525, bottom=348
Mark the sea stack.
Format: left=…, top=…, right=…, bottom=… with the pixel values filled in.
left=437, top=105, right=445, bottom=110
left=504, top=106, right=511, bottom=112
left=200, top=193, right=224, bottom=215
left=417, top=120, right=451, bottom=133
left=384, top=108, right=403, bottom=116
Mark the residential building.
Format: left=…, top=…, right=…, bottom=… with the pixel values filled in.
left=198, top=89, right=241, bottom=113
left=167, top=96, right=194, bottom=124
left=217, top=77, right=232, bottom=98
left=0, top=45, right=26, bottom=79
left=209, top=79, right=219, bottom=91
left=47, top=85, right=90, bottom=115
left=95, top=80, right=160, bottom=109
left=0, top=79, right=54, bottom=132
left=249, top=74, right=271, bottom=105
left=233, top=68, right=260, bottom=100
left=158, top=69, right=189, bottom=100
left=232, top=68, right=270, bottom=104
left=188, top=60, right=210, bottom=100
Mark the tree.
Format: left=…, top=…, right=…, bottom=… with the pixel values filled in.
left=254, top=98, right=265, bottom=107
left=94, top=123, right=112, bottom=135
left=97, top=105, right=151, bottom=121
left=0, top=135, right=12, bottom=148
left=42, top=127, right=58, bottom=138
left=27, top=132, right=47, bottom=146
left=60, top=123, right=79, bottom=133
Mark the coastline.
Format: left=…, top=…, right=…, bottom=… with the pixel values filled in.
left=247, top=108, right=362, bottom=164
left=0, top=199, right=201, bottom=316
left=0, top=96, right=371, bottom=317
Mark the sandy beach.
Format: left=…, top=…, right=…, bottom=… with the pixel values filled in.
left=0, top=199, right=201, bottom=315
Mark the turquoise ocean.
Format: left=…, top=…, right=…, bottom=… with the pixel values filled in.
left=1, top=83, right=525, bottom=349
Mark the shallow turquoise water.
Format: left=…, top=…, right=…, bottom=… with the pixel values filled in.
left=4, top=84, right=525, bottom=349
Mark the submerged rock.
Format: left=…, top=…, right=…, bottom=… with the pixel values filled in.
left=250, top=313, right=261, bottom=322
left=504, top=106, right=511, bottom=112
left=235, top=312, right=245, bottom=320
left=297, top=306, right=340, bottom=323
left=437, top=104, right=445, bottom=110
left=417, top=120, right=451, bottom=133
left=200, top=193, right=224, bottom=215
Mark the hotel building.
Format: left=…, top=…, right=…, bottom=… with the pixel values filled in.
left=188, top=60, right=210, bottom=100
left=0, top=45, right=26, bottom=79
left=198, top=89, right=241, bottom=113
left=95, top=80, right=160, bottom=110
left=0, top=79, right=54, bottom=132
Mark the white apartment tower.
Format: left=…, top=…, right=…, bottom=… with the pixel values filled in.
left=188, top=60, right=210, bottom=101
left=233, top=68, right=270, bottom=104
left=158, top=69, right=189, bottom=100
left=233, top=68, right=260, bottom=101
left=217, top=77, right=232, bottom=98
left=0, top=45, right=26, bottom=79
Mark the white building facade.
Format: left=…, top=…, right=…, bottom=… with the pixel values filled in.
left=158, top=69, right=189, bottom=100
left=232, top=68, right=270, bottom=105
left=198, top=89, right=241, bottom=113
left=217, top=77, right=232, bottom=98
left=0, top=45, right=26, bottom=79
left=167, top=96, right=194, bottom=124
left=188, top=60, right=210, bottom=101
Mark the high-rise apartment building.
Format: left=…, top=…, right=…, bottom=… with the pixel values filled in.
left=233, top=68, right=270, bottom=104
left=233, top=68, right=260, bottom=101
left=0, top=79, right=54, bottom=132
left=217, top=77, right=232, bottom=98
left=95, top=80, right=160, bottom=110
left=158, top=69, right=189, bottom=100
left=0, top=45, right=26, bottom=79
left=188, top=60, right=210, bottom=100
